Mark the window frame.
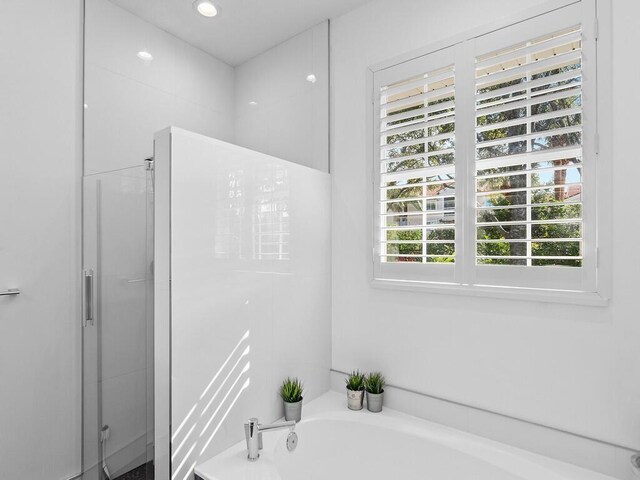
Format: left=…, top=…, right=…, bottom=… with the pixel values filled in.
left=367, top=0, right=610, bottom=306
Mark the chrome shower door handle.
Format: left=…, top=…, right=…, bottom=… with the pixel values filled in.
left=0, top=289, right=20, bottom=296
left=84, top=270, right=94, bottom=327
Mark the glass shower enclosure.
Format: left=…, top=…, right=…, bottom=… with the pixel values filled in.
left=82, top=165, right=154, bottom=480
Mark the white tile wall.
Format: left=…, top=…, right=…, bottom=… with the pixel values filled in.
left=84, top=0, right=235, bottom=175
left=235, top=22, right=329, bottom=172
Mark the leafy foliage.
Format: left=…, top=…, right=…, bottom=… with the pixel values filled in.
left=364, top=372, right=386, bottom=394
left=280, top=377, right=304, bottom=403
left=345, top=370, right=366, bottom=391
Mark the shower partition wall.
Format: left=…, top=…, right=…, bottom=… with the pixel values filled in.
left=154, top=127, right=331, bottom=480
left=82, top=165, right=154, bottom=480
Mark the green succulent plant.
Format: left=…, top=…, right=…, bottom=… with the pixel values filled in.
left=280, top=377, right=304, bottom=403
left=364, top=372, right=386, bottom=394
left=345, top=370, right=366, bottom=391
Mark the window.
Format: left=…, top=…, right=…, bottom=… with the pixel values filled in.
left=372, top=1, right=603, bottom=300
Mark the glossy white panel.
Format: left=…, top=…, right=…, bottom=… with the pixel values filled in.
left=154, top=128, right=331, bottom=479
left=235, top=22, right=329, bottom=172
left=85, top=0, right=235, bottom=174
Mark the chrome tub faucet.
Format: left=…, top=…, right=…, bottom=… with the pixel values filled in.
left=244, top=417, right=298, bottom=461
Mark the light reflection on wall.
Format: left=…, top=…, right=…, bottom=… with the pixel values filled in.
left=170, top=331, right=251, bottom=480
left=213, top=163, right=290, bottom=261
left=253, top=164, right=290, bottom=261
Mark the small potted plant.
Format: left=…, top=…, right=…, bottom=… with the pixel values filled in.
left=345, top=370, right=366, bottom=410
left=364, top=372, right=385, bottom=413
left=280, top=377, right=304, bottom=422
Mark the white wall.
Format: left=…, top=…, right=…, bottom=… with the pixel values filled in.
left=85, top=0, right=235, bottom=175
left=0, top=0, right=83, bottom=479
left=330, top=0, right=640, bottom=451
left=154, top=128, right=331, bottom=480
left=235, top=22, right=329, bottom=173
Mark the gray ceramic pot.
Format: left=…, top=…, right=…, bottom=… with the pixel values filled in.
left=284, top=399, right=303, bottom=422
left=366, top=391, right=384, bottom=413
left=346, top=388, right=364, bottom=410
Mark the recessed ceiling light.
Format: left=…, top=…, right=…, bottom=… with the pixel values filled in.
left=306, top=74, right=317, bottom=84
left=248, top=101, right=258, bottom=106
left=193, top=0, right=219, bottom=17
left=137, top=50, right=153, bottom=61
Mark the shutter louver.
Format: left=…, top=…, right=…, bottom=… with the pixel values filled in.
left=474, top=26, right=584, bottom=267
left=379, top=65, right=456, bottom=264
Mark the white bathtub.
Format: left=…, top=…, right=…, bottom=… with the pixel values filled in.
left=195, top=392, right=616, bottom=480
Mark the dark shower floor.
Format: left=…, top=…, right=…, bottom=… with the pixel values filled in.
left=114, top=462, right=154, bottom=480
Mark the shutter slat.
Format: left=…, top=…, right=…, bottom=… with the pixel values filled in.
left=382, top=209, right=453, bottom=216
left=476, top=50, right=581, bottom=89
left=381, top=193, right=455, bottom=204
left=381, top=131, right=455, bottom=150
left=477, top=238, right=581, bottom=243
left=382, top=146, right=455, bottom=161
left=382, top=166, right=455, bottom=184
left=383, top=179, right=455, bottom=191
left=382, top=104, right=455, bottom=126
left=476, top=107, right=582, bottom=133
left=476, top=218, right=581, bottom=227
left=382, top=85, right=455, bottom=111
left=475, top=68, right=581, bottom=102
left=477, top=255, right=582, bottom=260
left=383, top=240, right=455, bottom=244
left=476, top=182, right=581, bottom=197
left=382, top=224, right=455, bottom=230
left=382, top=115, right=455, bottom=136
left=476, top=125, right=582, bottom=149
left=477, top=81, right=581, bottom=111
left=475, top=30, right=581, bottom=70
left=476, top=201, right=581, bottom=210
left=475, top=87, right=581, bottom=118
left=382, top=69, right=456, bottom=97
left=475, top=145, right=582, bottom=170
left=476, top=163, right=582, bottom=180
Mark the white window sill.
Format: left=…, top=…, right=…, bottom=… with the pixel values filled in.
left=371, top=278, right=609, bottom=307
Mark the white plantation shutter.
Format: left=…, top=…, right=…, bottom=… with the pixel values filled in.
left=372, top=1, right=600, bottom=296
left=474, top=27, right=584, bottom=268
left=379, top=64, right=456, bottom=264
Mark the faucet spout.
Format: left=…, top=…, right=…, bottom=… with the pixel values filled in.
left=244, top=418, right=296, bottom=461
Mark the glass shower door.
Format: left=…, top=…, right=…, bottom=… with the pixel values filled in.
left=82, top=165, right=154, bottom=480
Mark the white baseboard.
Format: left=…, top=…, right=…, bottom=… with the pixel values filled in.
left=330, top=370, right=637, bottom=480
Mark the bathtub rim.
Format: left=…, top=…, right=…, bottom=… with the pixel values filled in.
left=194, top=391, right=617, bottom=480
